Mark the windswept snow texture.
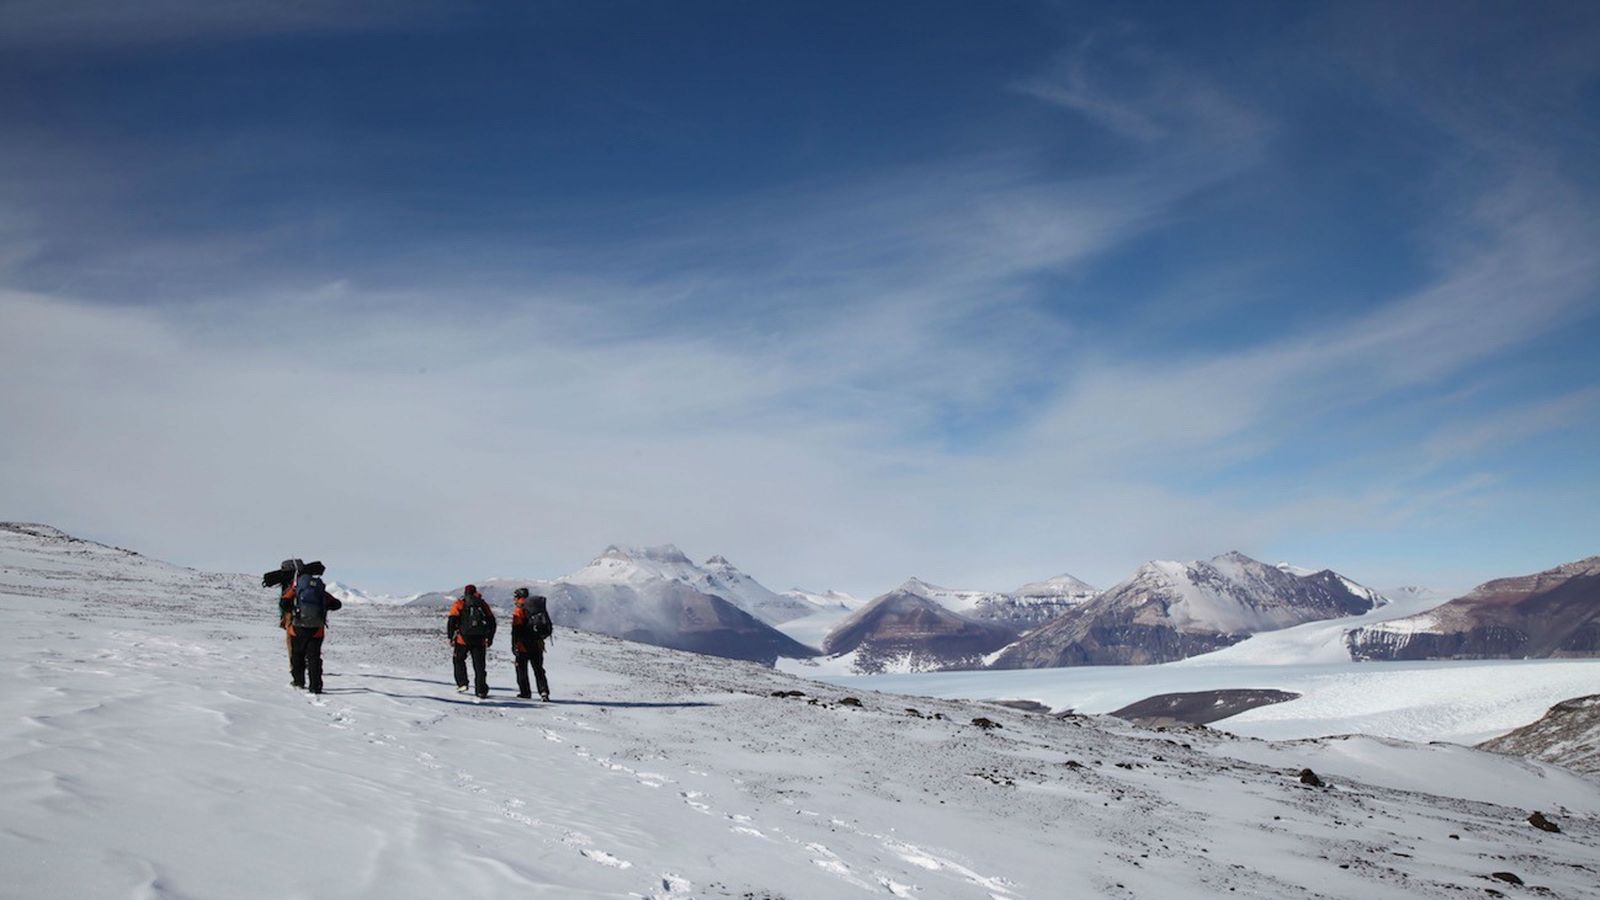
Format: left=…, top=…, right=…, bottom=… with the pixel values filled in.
left=993, top=552, right=1383, bottom=668
left=1346, top=555, right=1600, bottom=660
left=408, top=545, right=817, bottom=665
left=4, top=523, right=1600, bottom=899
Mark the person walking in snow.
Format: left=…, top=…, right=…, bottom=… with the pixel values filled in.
left=274, top=560, right=341, bottom=694
left=509, top=588, right=554, bottom=701
left=447, top=584, right=496, bottom=698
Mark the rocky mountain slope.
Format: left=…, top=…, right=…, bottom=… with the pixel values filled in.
left=992, top=552, right=1384, bottom=668
left=409, top=545, right=817, bottom=665
left=1345, top=556, right=1600, bottom=661
left=808, top=572, right=1100, bottom=674
left=820, top=588, right=1016, bottom=673
left=1479, top=694, right=1600, bottom=775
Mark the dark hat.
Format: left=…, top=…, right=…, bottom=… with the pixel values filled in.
left=513, top=587, right=530, bottom=599
left=464, top=584, right=478, bottom=596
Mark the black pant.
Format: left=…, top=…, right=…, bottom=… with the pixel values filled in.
left=515, top=642, right=549, bottom=698
left=453, top=640, right=489, bottom=697
left=291, top=631, right=324, bottom=693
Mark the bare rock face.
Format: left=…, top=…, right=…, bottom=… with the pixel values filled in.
left=821, top=590, right=1017, bottom=673
left=1346, top=556, right=1600, bottom=661
left=1479, top=695, right=1600, bottom=775
left=992, top=552, right=1382, bottom=668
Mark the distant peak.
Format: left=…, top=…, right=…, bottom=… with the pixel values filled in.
left=1212, top=550, right=1259, bottom=565
left=704, top=555, right=733, bottom=567
left=897, top=577, right=941, bottom=596
left=594, top=544, right=692, bottom=565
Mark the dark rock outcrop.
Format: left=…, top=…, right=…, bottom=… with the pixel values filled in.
left=1346, top=556, right=1600, bottom=661
left=1478, top=695, right=1600, bottom=775
left=1109, top=689, right=1301, bottom=727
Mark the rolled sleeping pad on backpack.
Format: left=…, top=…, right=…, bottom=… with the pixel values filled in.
left=261, top=559, right=325, bottom=588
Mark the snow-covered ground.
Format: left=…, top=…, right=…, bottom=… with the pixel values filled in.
left=4, top=524, right=1599, bottom=899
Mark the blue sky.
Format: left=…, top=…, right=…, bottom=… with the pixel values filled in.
left=1, top=1, right=1597, bottom=597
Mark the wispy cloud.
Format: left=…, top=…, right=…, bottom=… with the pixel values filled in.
left=1, top=5, right=1596, bottom=598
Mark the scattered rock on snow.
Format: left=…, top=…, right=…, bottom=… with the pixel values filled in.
left=838, top=697, right=863, bottom=707
left=1490, top=871, right=1524, bottom=885
left=1528, top=811, right=1561, bottom=833
left=971, top=716, right=1002, bottom=730
left=1298, top=768, right=1325, bottom=788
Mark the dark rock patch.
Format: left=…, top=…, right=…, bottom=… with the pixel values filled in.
left=1528, top=811, right=1561, bottom=833
left=1109, top=689, right=1302, bottom=726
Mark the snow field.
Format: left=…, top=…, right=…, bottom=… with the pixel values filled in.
left=3, top=527, right=1598, bottom=899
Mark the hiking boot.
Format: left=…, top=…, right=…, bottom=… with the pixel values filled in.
left=540, top=693, right=550, bottom=702
left=517, top=693, right=532, bottom=699
left=291, top=681, right=304, bottom=689
left=456, top=685, right=469, bottom=693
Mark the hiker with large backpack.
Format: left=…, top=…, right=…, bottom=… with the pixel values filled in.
left=509, top=588, right=554, bottom=701
left=447, top=584, right=497, bottom=698
left=265, top=559, right=342, bottom=694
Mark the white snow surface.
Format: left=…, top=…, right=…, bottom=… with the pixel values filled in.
left=5, top=524, right=1600, bottom=899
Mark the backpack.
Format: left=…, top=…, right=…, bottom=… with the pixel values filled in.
left=293, top=573, right=328, bottom=629
left=459, top=597, right=493, bottom=639
left=530, top=609, right=553, bottom=640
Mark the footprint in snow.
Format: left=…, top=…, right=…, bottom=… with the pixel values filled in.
left=679, top=791, right=712, bottom=815
left=649, top=873, right=692, bottom=897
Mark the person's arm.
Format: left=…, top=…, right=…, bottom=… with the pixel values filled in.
left=487, top=609, right=497, bottom=645
left=446, top=601, right=460, bottom=642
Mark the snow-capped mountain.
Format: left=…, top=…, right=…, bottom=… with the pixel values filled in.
left=409, top=545, right=818, bottom=665
left=323, top=580, right=417, bottom=606
left=992, top=551, right=1384, bottom=668
left=810, top=571, right=1101, bottom=673
left=562, top=545, right=815, bottom=625
left=819, top=587, right=1016, bottom=674
left=891, top=574, right=1098, bottom=629
left=1346, top=555, right=1600, bottom=661
left=698, top=554, right=817, bottom=624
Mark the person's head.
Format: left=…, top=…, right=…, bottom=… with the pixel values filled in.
left=513, top=587, right=529, bottom=606
left=463, top=584, right=479, bottom=599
